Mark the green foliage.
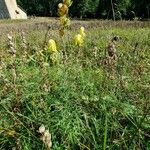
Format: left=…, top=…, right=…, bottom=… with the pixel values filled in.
left=17, top=0, right=150, bottom=19
left=115, top=0, right=132, bottom=19
left=70, top=0, right=99, bottom=18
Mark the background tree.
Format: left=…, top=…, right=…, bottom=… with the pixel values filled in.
left=17, top=0, right=150, bottom=19
left=70, top=0, right=88, bottom=18
left=131, top=0, right=150, bottom=19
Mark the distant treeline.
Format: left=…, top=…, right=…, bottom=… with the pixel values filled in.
left=17, top=0, right=150, bottom=20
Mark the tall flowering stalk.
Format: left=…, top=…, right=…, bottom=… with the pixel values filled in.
left=47, top=39, right=60, bottom=65
left=74, top=26, right=86, bottom=47
left=74, top=27, right=86, bottom=62
left=7, top=34, right=16, bottom=63
left=105, top=36, right=118, bottom=79
left=7, top=34, right=18, bottom=95
left=57, top=0, right=73, bottom=37
left=74, top=34, right=83, bottom=47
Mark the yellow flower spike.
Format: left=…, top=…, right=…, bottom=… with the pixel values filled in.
left=80, top=26, right=86, bottom=38
left=58, top=3, right=68, bottom=17
left=74, top=34, right=83, bottom=47
left=60, top=16, right=70, bottom=27
left=48, top=39, right=57, bottom=53
left=63, top=0, right=73, bottom=7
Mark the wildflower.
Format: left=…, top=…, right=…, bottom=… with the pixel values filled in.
left=58, top=3, right=68, bottom=17
left=74, top=27, right=86, bottom=47
left=47, top=39, right=60, bottom=64
left=80, top=26, right=86, bottom=38
left=48, top=39, right=57, bottom=53
left=63, top=0, right=73, bottom=7
left=38, top=125, right=52, bottom=149
left=58, top=0, right=71, bottom=37
left=60, top=16, right=70, bottom=27
left=74, top=34, right=83, bottom=47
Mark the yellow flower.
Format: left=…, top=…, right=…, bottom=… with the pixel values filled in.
left=48, top=39, right=57, bottom=53
left=58, top=3, right=68, bottom=17
left=80, top=26, right=85, bottom=38
left=63, top=0, right=73, bottom=7
left=74, top=34, right=83, bottom=47
left=60, top=16, right=70, bottom=27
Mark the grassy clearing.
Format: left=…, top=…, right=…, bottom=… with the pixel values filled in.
left=0, top=19, right=150, bottom=150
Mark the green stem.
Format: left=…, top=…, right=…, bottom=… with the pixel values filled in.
left=103, top=112, right=108, bottom=150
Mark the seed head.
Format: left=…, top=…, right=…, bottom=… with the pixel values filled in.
left=39, top=124, right=45, bottom=134
left=47, top=141, right=52, bottom=149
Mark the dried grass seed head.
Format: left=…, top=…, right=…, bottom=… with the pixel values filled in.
left=39, top=124, right=46, bottom=134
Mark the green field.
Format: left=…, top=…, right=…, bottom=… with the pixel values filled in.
left=0, top=19, right=150, bottom=150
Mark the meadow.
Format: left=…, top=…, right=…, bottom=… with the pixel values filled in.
left=0, top=18, right=150, bottom=150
